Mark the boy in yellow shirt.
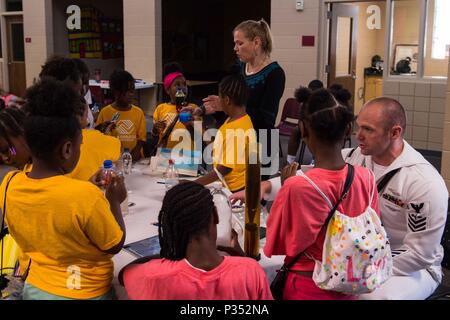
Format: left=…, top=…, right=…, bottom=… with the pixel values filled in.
left=196, top=74, right=256, bottom=192
left=96, top=70, right=146, bottom=161
left=0, top=79, right=127, bottom=300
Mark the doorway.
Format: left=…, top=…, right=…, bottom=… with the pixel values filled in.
left=329, top=3, right=358, bottom=110
left=327, top=1, right=386, bottom=114
left=5, top=15, right=26, bottom=97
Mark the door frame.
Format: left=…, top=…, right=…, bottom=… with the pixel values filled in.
left=328, top=3, right=358, bottom=108
left=318, top=0, right=388, bottom=89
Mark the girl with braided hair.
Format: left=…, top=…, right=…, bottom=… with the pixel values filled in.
left=264, top=89, right=379, bottom=300
left=122, top=181, right=272, bottom=300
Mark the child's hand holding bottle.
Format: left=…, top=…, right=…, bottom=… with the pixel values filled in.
left=105, top=175, right=127, bottom=206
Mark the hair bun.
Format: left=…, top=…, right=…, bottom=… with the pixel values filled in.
left=295, top=87, right=312, bottom=103
left=24, top=77, right=80, bottom=118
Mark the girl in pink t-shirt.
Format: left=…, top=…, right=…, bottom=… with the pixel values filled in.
left=121, top=181, right=273, bottom=300
left=264, top=89, right=379, bottom=300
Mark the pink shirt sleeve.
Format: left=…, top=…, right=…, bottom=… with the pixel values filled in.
left=264, top=176, right=330, bottom=258
left=256, top=267, right=274, bottom=300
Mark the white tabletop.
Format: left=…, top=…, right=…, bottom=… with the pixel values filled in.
left=112, top=162, right=284, bottom=299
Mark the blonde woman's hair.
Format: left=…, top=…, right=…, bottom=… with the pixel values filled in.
left=234, top=19, right=273, bottom=56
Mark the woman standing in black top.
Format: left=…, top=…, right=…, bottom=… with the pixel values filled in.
left=202, top=19, right=286, bottom=179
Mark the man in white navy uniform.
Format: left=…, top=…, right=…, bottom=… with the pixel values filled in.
left=239, top=97, right=448, bottom=299
left=342, top=97, right=448, bottom=299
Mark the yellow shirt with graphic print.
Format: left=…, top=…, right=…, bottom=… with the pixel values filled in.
left=213, top=114, right=256, bottom=192
left=96, top=105, right=147, bottom=151
left=153, top=103, right=198, bottom=150
left=0, top=172, right=123, bottom=299
left=67, top=129, right=121, bottom=181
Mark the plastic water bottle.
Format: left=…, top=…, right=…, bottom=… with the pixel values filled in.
left=102, top=160, right=129, bottom=216
left=122, top=148, right=132, bottom=174
left=163, top=159, right=179, bottom=191
left=211, top=182, right=232, bottom=247
left=175, top=86, right=186, bottom=108
left=101, top=160, right=115, bottom=187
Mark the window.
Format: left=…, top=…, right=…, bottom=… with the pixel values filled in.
left=11, top=23, right=24, bottom=62
left=336, top=17, right=352, bottom=77
left=387, top=0, right=450, bottom=79
left=424, top=0, right=450, bottom=78
left=389, top=0, right=421, bottom=76
left=5, top=0, right=22, bottom=12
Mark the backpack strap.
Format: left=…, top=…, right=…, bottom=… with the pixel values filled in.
left=377, top=168, right=401, bottom=193
left=297, top=171, right=333, bottom=209
left=285, top=164, right=355, bottom=269
left=1, top=171, right=20, bottom=286
left=324, top=164, right=355, bottom=225
left=345, top=147, right=357, bottom=160
left=0, top=171, right=20, bottom=240
left=368, top=169, right=376, bottom=206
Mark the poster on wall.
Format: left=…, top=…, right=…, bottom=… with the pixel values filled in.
left=392, top=44, right=418, bottom=74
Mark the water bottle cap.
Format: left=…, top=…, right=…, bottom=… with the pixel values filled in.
left=179, top=112, right=191, bottom=123
left=103, top=160, right=113, bottom=169
left=124, top=148, right=130, bottom=153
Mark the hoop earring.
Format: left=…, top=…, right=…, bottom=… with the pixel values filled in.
left=9, top=147, right=16, bottom=156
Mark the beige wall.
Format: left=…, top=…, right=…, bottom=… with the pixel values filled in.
left=122, top=0, right=161, bottom=114
left=271, top=0, right=321, bottom=125
left=441, top=57, right=450, bottom=190
left=23, top=0, right=53, bottom=86
left=123, top=0, right=161, bottom=84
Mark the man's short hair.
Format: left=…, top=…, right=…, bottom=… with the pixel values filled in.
left=365, top=97, right=406, bottom=134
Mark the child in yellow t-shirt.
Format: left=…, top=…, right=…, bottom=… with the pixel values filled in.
left=196, top=74, right=256, bottom=192
left=69, top=102, right=121, bottom=181
left=96, top=70, right=146, bottom=161
left=151, top=71, right=201, bottom=153
left=0, top=79, right=127, bottom=300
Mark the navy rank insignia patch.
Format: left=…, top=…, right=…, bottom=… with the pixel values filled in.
left=408, top=202, right=427, bottom=232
